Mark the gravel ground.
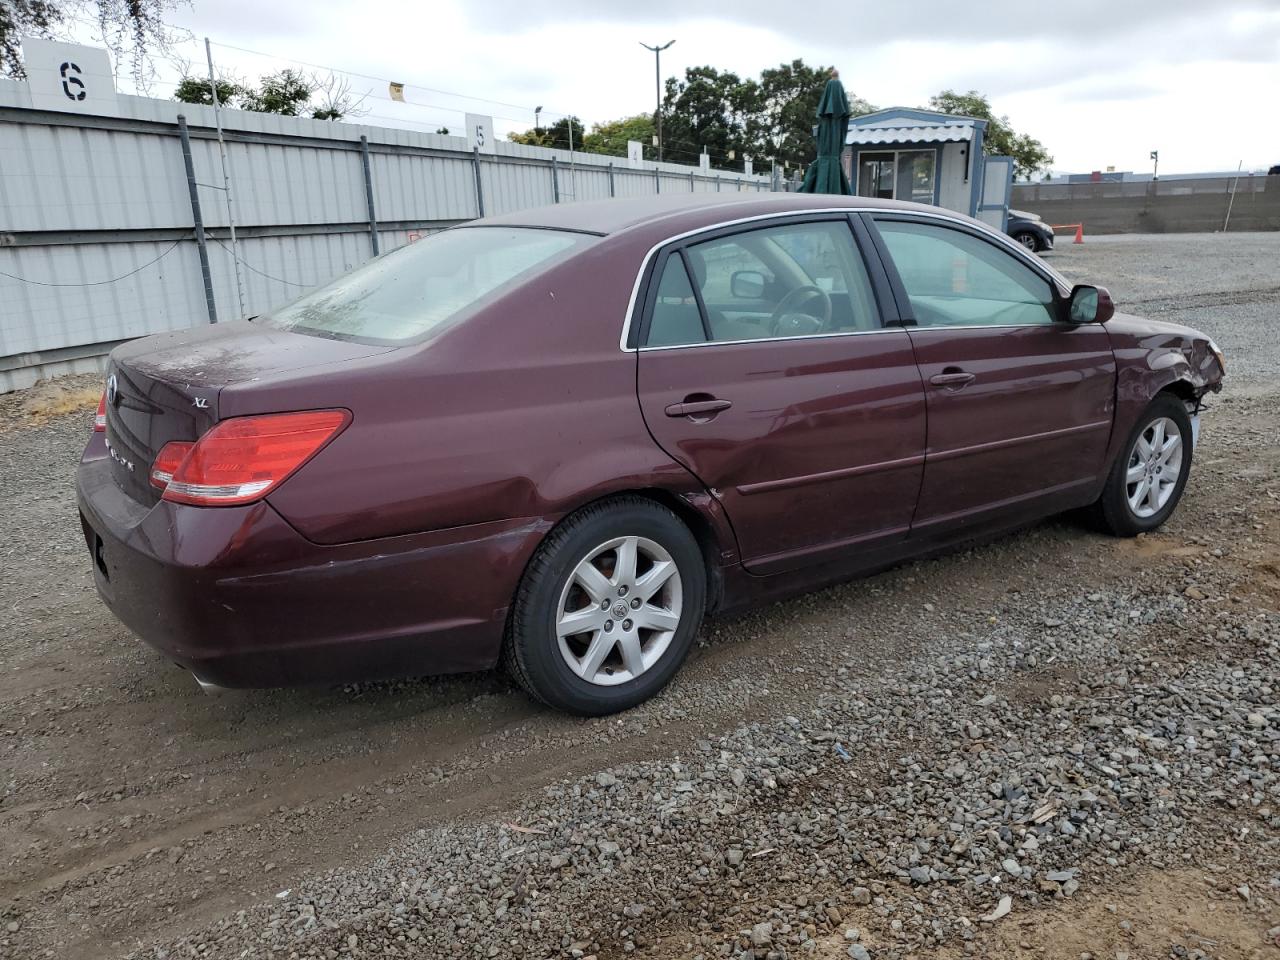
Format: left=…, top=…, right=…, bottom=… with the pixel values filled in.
left=1, top=233, right=1277, bottom=960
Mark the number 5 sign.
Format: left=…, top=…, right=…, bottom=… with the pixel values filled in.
left=465, top=113, right=495, bottom=155
left=20, top=38, right=118, bottom=115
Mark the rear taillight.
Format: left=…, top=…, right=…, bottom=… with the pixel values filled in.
left=94, top=391, right=107, bottom=432
left=160, top=410, right=349, bottom=507
left=150, top=441, right=194, bottom=490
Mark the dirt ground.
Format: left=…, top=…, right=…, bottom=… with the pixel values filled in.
left=1, top=232, right=1277, bottom=959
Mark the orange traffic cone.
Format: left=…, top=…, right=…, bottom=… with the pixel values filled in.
left=1073, top=224, right=1084, bottom=244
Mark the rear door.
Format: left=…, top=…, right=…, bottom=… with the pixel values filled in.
left=866, top=214, right=1116, bottom=536
left=635, top=215, right=927, bottom=575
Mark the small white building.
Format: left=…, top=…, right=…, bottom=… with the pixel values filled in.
left=842, top=107, right=1014, bottom=229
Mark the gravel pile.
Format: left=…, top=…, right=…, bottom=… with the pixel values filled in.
left=144, top=565, right=1278, bottom=959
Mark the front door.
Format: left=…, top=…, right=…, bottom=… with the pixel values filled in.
left=635, top=217, right=927, bottom=575
left=868, top=215, right=1116, bottom=536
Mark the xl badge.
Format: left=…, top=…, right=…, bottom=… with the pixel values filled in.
left=192, top=396, right=209, bottom=409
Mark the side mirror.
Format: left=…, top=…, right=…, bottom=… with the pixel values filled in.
left=730, top=270, right=766, bottom=300
left=1067, top=284, right=1114, bottom=324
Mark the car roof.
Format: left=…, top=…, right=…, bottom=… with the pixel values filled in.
left=478, top=192, right=956, bottom=237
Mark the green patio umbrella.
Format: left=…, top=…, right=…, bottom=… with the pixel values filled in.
left=798, top=71, right=853, bottom=195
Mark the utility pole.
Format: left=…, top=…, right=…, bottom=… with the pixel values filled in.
left=205, top=38, right=246, bottom=320
left=640, top=40, right=674, bottom=162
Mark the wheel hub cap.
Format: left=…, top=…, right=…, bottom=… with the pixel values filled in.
left=1125, top=416, right=1182, bottom=519
left=555, top=535, right=683, bottom=687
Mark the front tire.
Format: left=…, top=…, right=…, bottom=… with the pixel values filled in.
left=505, top=497, right=706, bottom=715
left=1013, top=231, right=1041, bottom=252
left=1094, top=394, right=1194, bottom=536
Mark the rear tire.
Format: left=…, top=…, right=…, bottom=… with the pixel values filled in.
left=1093, top=394, right=1193, bottom=537
left=505, top=497, right=706, bottom=715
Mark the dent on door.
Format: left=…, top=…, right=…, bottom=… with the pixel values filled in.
left=637, top=333, right=927, bottom=575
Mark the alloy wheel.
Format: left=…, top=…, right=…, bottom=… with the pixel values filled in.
left=555, top=536, right=683, bottom=686
left=1125, top=416, right=1183, bottom=518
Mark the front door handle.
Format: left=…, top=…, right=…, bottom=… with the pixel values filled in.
left=929, top=370, right=976, bottom=388
left=664, top=397, right=732, bottom=418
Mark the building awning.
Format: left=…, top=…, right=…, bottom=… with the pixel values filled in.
left=846, top=124, right=973, bottom=146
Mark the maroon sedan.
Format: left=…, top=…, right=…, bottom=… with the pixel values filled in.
left=77, top=194, right=1225, bottom=714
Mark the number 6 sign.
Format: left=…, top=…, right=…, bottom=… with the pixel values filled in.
left=20, top=38, right=118, bottom=115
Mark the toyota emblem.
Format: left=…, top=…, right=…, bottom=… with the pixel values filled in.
left=106, top=373, right=118, bottom=406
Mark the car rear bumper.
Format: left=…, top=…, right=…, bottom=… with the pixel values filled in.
left=76, top=452, right=546, bottom=688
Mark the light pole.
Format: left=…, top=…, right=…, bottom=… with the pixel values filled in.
left=535, top=105, right=543, bottom=142
left=1150, top=149, right=1159, bottom=181
left=640, top=40, right=674, bottom=162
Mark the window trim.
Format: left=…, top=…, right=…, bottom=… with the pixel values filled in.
left=619, top=207, right=1071, bottom=351
left=865, top=212, right=1071, bottom=330
left=630, top=213, right=889, bottom=350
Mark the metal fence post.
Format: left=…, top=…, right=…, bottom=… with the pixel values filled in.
left=551, top=157, right=560, bottom=203
left=654, top=167, right=660, bottom=194
left=472, top=147, right=485, bottom=218
left=608, top=163, right=616, bottom=198
left=359, top=136, right=380, bottom=256
left=176, top=115, right=217, bottom=325
left=716, top=175, right=721, bottom=192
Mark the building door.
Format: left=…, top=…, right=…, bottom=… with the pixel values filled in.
left=977, top=156, right=1015, bottom=231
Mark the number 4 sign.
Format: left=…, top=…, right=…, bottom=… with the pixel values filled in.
left=20, top=38, right=118, bottom=116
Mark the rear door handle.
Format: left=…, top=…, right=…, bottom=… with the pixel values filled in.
left=664, top=398, right=732, bottom=418
left=929, top=370, right=975, bottom=387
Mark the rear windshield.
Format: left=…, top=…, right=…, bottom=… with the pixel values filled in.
left=263, top=226, right=595, bottom=344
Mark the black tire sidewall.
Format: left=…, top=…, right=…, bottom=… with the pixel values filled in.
left=1103, top=396, right=1194, bottom=535
left=1014, top=232, right=1039, bottom=252
left=510, top=501, right=705, bottom=715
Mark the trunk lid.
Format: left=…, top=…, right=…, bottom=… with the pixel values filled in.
left=104, top=321, right=391, bottom=506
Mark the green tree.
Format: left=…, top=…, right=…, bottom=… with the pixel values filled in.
left=660, top=65, right=759, bottom=170
left=581, top=114, right=655, bottom=157
left=929, top=89, right=1053, bottom=179
left=173, top=75, right=247, bottom=108
left=1, top=0, right=183, bottom=87
left=241, top=68, right=314, bottom=116
left=751, top=60, right=873, bottom=171
left=509, top=115, right=586, bottom=152
left=174, top=69, right=364, bottom=121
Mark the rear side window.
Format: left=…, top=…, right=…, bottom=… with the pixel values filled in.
left=875, top=220, right=1056, bottom=328
left=265, top=227, right=594, bottom=344
left=647, top=256, right=708, bottom=347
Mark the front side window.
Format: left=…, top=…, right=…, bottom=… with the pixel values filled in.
left=875, top=220, right=1057, bottom=328
left=643, top=220, right=880, bottom=347
left=264, top=226, right=594, bottom=344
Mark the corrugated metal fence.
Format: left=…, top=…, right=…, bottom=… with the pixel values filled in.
left=0, top=79, right=771, bottom=392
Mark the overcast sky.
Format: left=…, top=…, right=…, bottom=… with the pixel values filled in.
left=67, top=0, right=1280, bottom=175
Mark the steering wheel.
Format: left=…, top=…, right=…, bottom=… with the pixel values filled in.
left=768, top=285, right=832, bottom=336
